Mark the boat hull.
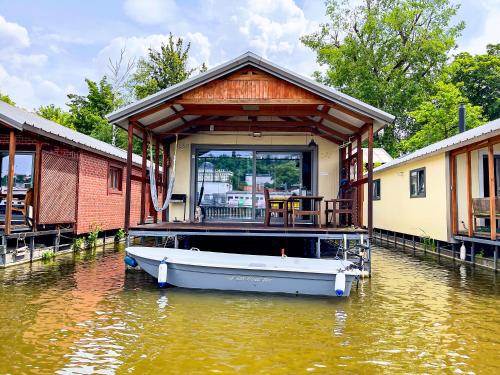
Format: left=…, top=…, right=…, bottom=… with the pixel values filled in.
left=127, top=247, right=357, bottom=297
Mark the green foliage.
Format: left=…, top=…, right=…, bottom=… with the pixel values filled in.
left=302, top=0, right=464, bottom=155
left=73, top=237, right=86, bottom=250
left=0, top=92, right=15, bottom=105
left=87, top=223, right=102, bottom=247
left=66, top=77, right=142, bottom=154
left=115, top=228, right=126, bottom=241
left=446, top=44, right=500, bottom=121
left=41, top=250, right=56, bottom=260
left=67, top=77, right=115, bottom=136
left=129, top=33, right=205, bottom=99
left=37, top=104, right=75, bottom=129
left=401, top=81, right=486, bottom=152
left=421, top=236, right=436, bottom=251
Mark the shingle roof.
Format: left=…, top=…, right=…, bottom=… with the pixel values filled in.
left=374, top=118, right=500, bottom=173
left=0, top=100, right=143, bottom=165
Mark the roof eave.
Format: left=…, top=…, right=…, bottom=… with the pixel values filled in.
left=106, top=52, right=395, bottom=126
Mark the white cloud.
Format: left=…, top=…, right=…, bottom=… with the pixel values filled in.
left=456, top=0, right=500, bottom=55
left=0, top=15, right=30, bottom=50
left=95, top=32, right=211, bottom=74
left=0, top=53, right=48, bottom=68
left=123, top=0, right=177, bottom=25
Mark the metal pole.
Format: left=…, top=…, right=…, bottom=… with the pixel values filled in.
left=494, top=246, right=498, bottom=272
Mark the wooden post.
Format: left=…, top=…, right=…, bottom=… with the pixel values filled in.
left=162, top=142, right=169, bottom=222
left=32, top=142, right=41, bottom=231
left=466, top=151, right=473, bottom=237
left=488, top=144, right=496, bottom=240
left=356, top=133, right=363, bottom=226
left=154, top=138, right=160, bottom=224
left=124, top=122, right=134, bottom=232
left=450, top=154, right=458, bottom=235
left=140, top=129, right=147, bottom=224
left=5, top=130, right=16, bottom=235
left=367, top=123, right=374, bottom=237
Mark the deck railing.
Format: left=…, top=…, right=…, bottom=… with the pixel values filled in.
left=203, top=206, right=266, bottom=221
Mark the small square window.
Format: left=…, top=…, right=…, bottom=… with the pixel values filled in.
left=410, top=168, right=425, bottom=198
left=108, top=165, right=123, bottom=193
left=373, top=179, right=381, bottom=200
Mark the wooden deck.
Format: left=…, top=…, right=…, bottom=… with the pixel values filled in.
left=129, top=222, right=367, bottom=238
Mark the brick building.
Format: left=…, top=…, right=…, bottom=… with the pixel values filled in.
left=0, top=100, right=161, bottom=245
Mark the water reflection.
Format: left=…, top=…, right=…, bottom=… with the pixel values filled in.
left=0, top=244, right=498, bottom=374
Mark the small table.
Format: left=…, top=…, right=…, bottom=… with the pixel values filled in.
left=287, top=195, right=323, bottom=227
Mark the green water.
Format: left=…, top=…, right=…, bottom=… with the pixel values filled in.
left=0, top=244, right=498, bottom=374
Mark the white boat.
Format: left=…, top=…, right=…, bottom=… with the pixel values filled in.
left=125, top=247, right=360, bottom=297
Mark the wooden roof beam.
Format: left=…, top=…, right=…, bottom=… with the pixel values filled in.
left=174, top=98, right=328, bottom=105
left=316, top=106, right=360, bottom=133
left=143, top=110, right=186, bottom=130
left=129, top=101, right=174, bottom=122
left=179, top=108, right=319, bottom=117
left=298, top=116, right=348, bottom=141
left=329, top=103, right=373, bottom=124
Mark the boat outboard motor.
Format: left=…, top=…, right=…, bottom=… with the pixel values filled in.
left=158, top=258, right=168, bottom=288
left=335, top=273, right=346, bottom=296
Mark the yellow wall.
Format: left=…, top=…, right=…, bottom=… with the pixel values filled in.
left=363, top=153, right=450, bottom=242
left=167, top=133, right=340, bottom=221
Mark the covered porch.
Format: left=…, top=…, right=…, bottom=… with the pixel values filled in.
left=451, top=133, right=500, bottom=242
left=108, top=53, right=394, bottom=240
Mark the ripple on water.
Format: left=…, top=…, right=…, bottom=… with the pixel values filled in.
left=0, top=245, right=498, bottom=374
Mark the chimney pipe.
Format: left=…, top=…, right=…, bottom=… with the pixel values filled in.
left=459, top=104, right=466, bottom=133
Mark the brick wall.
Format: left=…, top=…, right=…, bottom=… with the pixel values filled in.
left=1, top=129, right=146, bottom=235
left=76, top=151, right=143, bottom=235
left=0, top=131, right=78, bottom=159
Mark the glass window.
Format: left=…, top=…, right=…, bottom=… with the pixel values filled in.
left=410, top=168, right=426, bottom=198
left=108, top=165, right=123, bottom=192
left=373, top=179, right=381, bottom=200
left=195, top=148, right=313, bottom=222
left=1, top=153, right=34, bottom=194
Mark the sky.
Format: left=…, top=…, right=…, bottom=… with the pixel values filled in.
left=0, top=0, right=498, bottom=111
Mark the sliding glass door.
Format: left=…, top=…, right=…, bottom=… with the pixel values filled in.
left=194, top=146, right=315, bottom=222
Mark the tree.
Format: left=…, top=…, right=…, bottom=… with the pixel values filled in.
left=447, top=44, right=500, bottom=121
left=37, top=104, right=75, bottom=129
left=129, top=33, right=206, bottom=99
left=400, top=81, right=486, bottom=152
left=0, top=92, right=15, bottom=105
left=67, top=77, right=115, bottom=136
left=302, top=0, right=464, bottom=155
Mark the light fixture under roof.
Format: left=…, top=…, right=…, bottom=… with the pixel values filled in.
left=242, top=105, right=260, bottom=111
left=252, top=132, right=262, bottom=138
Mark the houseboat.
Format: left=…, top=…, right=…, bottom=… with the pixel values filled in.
left=106, top=52, right=395, bottom=278
left=0, top=101, right=161, bottom=266
left=363, top=114, right=500, bottom=270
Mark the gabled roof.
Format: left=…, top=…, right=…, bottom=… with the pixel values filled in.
left=374, top=118, right=500, bottom=173
left=0, top=100, right=143, bottom=165
left=107, top=51, right=395, bottom=126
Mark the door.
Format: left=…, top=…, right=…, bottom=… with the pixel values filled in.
left=194, top=147, right=314, bottom=222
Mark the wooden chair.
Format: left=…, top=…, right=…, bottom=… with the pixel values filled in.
left=11, top=188, right=33, bottom=226
left=325, top=198, right=354, bottom=227
left=264, top=188, right=288, bottom=227
left=472, top=197, right=500, bottom=231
